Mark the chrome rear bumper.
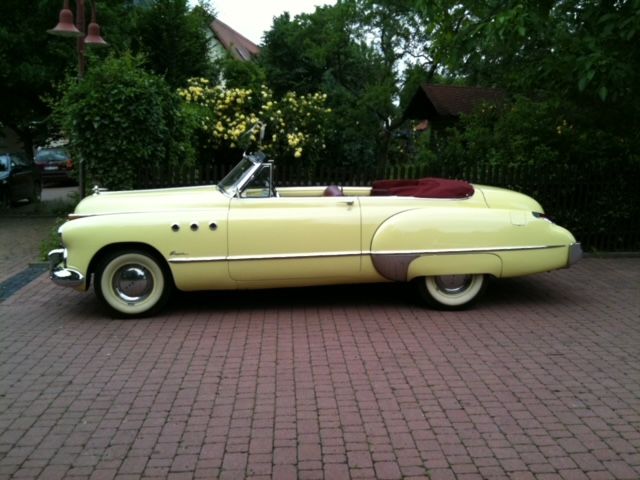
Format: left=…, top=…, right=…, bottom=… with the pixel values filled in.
left=568, top=242, right=583, bottom=266
left=48, top=248, right=85, bottom=288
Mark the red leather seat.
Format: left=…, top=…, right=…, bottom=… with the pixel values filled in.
left=371, top=177, right=474, bottom=198
left=323, top=185, right=344, bottom=196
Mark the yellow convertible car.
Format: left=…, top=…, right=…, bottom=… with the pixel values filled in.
left=49, top=152, right=582, bottom=318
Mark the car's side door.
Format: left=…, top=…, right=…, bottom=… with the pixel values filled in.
left=9, top=153, right=33, bottom=200
left=227, top=195, right=362, bottom=282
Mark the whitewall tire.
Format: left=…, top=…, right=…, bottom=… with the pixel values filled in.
left=416, top=274, right=486, bottom=310
left=95, top=250, right=172, bottom=318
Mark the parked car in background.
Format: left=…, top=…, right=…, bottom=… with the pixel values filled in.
left=35, top=147, right=75, bottom=185
left=49, top=150, right=582, bottom=318
left=0, top=151, right=42, bottom=207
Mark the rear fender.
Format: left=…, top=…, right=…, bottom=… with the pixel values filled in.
left=407, top=253, right=502, bottom=280
left=370, top=207, right=517, bottom=281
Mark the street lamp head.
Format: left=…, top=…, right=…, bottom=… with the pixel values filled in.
left=46, top=0, right=108, bottom=198
left=47, top=0, right=82, bottom=38
left=85, top=22, right=108, bottom=46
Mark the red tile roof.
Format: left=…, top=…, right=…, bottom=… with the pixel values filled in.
left=404, top=84, right=506, bottom=120
left=210, top=18, right=260, bottom=61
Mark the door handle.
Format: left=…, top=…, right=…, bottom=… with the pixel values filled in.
left=340, top=200, right=355, bottom=206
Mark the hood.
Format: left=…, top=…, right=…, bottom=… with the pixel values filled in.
left=72, top=184, right=228, bottom=217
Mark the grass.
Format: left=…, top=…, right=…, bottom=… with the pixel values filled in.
left=39, top=217, right=68, bottom=261
left=25, top=193, right=80, bottom=261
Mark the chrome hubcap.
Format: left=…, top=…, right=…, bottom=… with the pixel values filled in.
left=434, top=275, right=472, bottom=295
left=113, top=265, right=153, bottom=303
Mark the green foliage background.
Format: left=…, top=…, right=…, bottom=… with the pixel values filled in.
left=259, top=4, right=397, bottom=168
left=54, top=53, right=194, bottom=190
left=2, top=0, right=639, bottom=248
left=131, top=0, right=215, bottom=88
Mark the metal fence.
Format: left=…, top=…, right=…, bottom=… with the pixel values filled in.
left=137, top=162, right=640, bottom=252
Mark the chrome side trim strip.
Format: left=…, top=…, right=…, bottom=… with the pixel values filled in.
left=375, top=245, right=565, bottom=256
left=169, top=256, right=227, bottom=264
left=168, top=245, right=565, bottom=265
left=169, top=251, right=362, bottom=264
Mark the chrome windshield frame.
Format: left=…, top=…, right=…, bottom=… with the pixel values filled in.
left=217, top=152, right=266, bottom=198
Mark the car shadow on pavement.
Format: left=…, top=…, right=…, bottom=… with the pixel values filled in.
left=49, top=274, right=581, bottom=321
left=170, top=282, right=412, bottom=314
left=164, top=275, right=575, bottom=317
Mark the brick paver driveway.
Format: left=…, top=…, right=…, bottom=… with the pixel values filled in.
left=1, top=258, right=639, bottom=480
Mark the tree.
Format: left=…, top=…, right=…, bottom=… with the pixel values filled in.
left=53, top=53, right=194, bottom=190
left=215, top=56, right=265, bottom=92
left=0, top=0, right=134, bottom=156
left=383, top=0, right=639, bottom=174
left=260, top=3, right=396, bottom=168
left=131, top=0, right=215, bottom=88
left=417, top=1, right=640, bottom=109
left=0, top=0, right=76, bottom=156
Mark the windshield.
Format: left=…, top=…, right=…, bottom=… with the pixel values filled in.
left=217, top=152, right=265, bottom=196
left=36, top=149, right=69, bottom=163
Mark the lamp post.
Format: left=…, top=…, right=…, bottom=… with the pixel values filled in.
left=48, top=0, right=108, bottom=197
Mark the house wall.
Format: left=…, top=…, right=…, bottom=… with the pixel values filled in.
left=207, top=31, right=228, bottom=63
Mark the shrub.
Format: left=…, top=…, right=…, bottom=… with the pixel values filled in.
left=426, top=96, right=639, bottom=173
left=413, top=96, right=640, bottom=251
left=178, top=78, right=331, bottom=168
left=53, top=52, right=195, bottom=191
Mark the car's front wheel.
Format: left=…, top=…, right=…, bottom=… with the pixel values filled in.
left=416, top=274, right=486, bottom=310
left=95, top=250, right=173, bottom=318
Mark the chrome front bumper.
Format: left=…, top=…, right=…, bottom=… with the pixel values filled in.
left=48, top=248, right=85, bottom=288
left=568, top=242, right=583, bottom=267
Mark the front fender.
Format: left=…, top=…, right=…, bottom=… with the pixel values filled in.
left=59, top=210, right=229, bottom=290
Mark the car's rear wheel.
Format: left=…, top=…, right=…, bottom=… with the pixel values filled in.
left=416, top=274, right=486, bottom=310
left=95, top=250, right=172, bottom=318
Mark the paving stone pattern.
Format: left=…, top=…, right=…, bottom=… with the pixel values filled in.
left=0, top=217, right=57, bottom=283
left=0, top=258, right=639, bottom=479
left=0, top=266, right=48, bottom=303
